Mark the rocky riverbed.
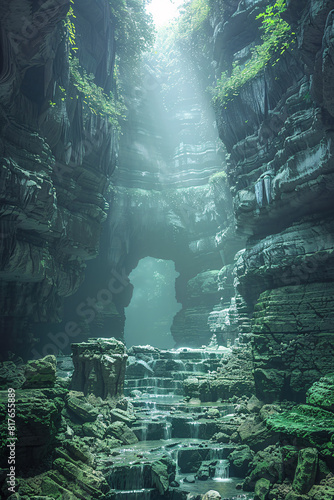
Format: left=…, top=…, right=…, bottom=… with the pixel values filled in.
left=1, top=338, right=334, bottom=499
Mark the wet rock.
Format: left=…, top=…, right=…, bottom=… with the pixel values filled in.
left=126, top=358, right=154, bottom=378
left=184, top=476, right=196, bottom=483
left=65, top=425, right=74, bottom=439
left=211, top=432, right=230, bottom=443
left=259, top=404, right=281, bottom=421
left=107, top=421, right=138, bottom=445
left=281, top=445, right=299, bottom=481
left=110, top=408, right=136, bottom=426
left=197, top=461, right=214, bottom=481
left=202, top=490, right=221, bottom=500
left=0, top=361, right=25, bottom=389
left=64, top=439, right=95, bottom=467
left=184, top=377, right=200, bottom=398
left=23, top=355, right=56, bottom=389
left=254, top=477, right=271, bottom=500
left=52, top=457, right=109, bottom=497
left=244, top=445, right=284, bottom=491
left=71, top=338, right=127, bottom=399
left=210, top=345, right=255, bottom=400
left=67, top=394, right=99, bottom=422
left=308, top=473, right=334, bottom=499
left=178, top=449, right=204, bottom=473
left=306, top=375, right=334, bottom=412
left=247, top=395, right=263, bottom=414
left=237, top=414, right=277, bottom=451
left=266, top=404, right=334, bottom=447
left=151, top=458, right=174, bottom=495
left=227, top=445, right=254, bottom=477
left=292, top=448, right=318, bottom=494
left=0, top=388, right=66, bottom=470
left=205, top=408, right=220, bottom=419
left=82, top=420, right=107, bottom=439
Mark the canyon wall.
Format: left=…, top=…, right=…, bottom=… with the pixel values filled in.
left=212, top=0, right=334, bottom=400
left=0, top=0, right=118, bottom=358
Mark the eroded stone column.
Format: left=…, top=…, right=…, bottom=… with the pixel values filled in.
left=71, top=338, right=127, bottom=399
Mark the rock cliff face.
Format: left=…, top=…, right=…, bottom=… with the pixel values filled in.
left=0, top=0, right=118, bottom=358
left=212, top=0, right=334, bottom=400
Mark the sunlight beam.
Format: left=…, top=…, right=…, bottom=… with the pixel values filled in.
left=146, top=0, right=184, bottom=28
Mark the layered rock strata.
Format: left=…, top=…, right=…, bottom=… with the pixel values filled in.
left=212, top=0, right=334, bottom=399
left=71, top=338, right=127, bottom=399
left=0, top=0, right=118, bottom=358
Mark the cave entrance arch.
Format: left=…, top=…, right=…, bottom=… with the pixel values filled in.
left=124, top=257, right=181, bottom=349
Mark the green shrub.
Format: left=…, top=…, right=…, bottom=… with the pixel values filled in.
left=212, top=0, right=295, bottom=107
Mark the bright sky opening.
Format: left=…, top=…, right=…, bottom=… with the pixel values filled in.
left=146, top=0, right=185, bottom=28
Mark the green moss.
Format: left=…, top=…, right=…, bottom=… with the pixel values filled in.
left=69, top=57, right=125, bottom=127
left=212, top=0, right=295, bottom=106
left=266, top=404, right=334, bottom=448
left=209, top=170, right=227, bottom=185
left=177, top=0, right=210, bottom=39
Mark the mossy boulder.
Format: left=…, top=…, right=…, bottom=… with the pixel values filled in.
left=266, top=404, right=334, bottom=447
left=237, top=415, right=277, bottom=451
left=23, top=355, right=56, bottom=388
left=292, top=448, right=318, bottom=494
left=281, top=445, right=299, bottom=480
left=243, top=446, right=283, bottom=491
left=66, top=394, right=99, bottom=422
left=306, top=375, right=334, bottom=412
left=107, top=421, right=138, bottom=444
left=151, top=457, right=175, bottom=495
left=0, top=361, right=25, bottom=389
left=254, top=477, right=271, bottom=500
left=196, top=460, right=212, bottom=480
left=53, top=457, right=108, bottom=496
left=227, top=445, right=254, bottom=477
left=178, top=448, right=204, bottom=473
left=0, top=388, right=66, bottom=469
left=110, top=408, right=136, bottom=426
left=82, top=419, right=107, bottom=439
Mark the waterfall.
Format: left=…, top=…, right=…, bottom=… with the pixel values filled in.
left=109, top=464, right=146, bottom=490
left=163, top=422, right=172, bottom=440
left=263, top=174, right=271, bottom=204
left=213, top=459, right=230, bottom=481
left=141, top=423, right=148, bottom=441
left=255, top=179, right=264, bottom=207
left=209, top=448, right=225, bottom=460
left=189, top=421, right=200, bottom=439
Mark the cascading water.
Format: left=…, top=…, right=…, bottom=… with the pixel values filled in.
left=213, top=460, right=230, bottom=481
left=117, top=346, right=254, bottom=500
left=189, top=421, right=200, bottom=439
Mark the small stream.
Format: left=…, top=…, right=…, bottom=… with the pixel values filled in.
left=105, top=346, right=254, bottom=500
left=57, top=347, right=253, bottom=499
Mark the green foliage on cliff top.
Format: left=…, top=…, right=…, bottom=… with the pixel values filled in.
left=69, top=58, right=125, bottom=126
left=213, top=0, right=295, bottom=107
left=177, top=0, right=210, bottom=39
left=109, top=0, right=155, bottom=65
left=64, top=0, right=154, bottom=126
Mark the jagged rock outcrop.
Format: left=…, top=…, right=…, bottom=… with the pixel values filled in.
left=71, top=338, right=127, bottom=398
left=212, top=0, right=334, bottom=400
left=0, top=0, right=118, bottom=359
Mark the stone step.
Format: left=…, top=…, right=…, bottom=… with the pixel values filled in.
left=125, top=377, right=183, bottom=389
